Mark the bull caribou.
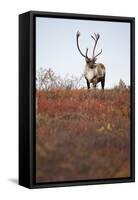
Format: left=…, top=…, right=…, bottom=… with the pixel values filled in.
left=76, top=31, right=106, bottom=90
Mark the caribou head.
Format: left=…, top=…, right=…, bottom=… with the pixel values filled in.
left=76, top=31, right=106, bottom=89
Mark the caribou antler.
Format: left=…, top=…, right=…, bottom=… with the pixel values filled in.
left=91, top=32, right=102, bottom=59
left=76, top=31, right=89, bottom=60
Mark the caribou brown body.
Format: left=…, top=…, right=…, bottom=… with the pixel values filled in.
left=76, top=31, right=106, bottom=89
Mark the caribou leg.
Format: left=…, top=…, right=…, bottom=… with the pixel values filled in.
left=93, top=83, right=96, bottom=89
left=86, top=78, right=90, bottom=89
left=101, top=76, right=105, bottom=90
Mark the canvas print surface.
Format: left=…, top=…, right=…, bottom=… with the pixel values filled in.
left=36, top=17, right=131, bottom=183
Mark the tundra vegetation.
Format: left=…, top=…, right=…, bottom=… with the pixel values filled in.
left=36, top=68, right=130, bottom=182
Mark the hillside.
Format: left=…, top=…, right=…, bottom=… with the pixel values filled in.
left=36, top=89, right=130, bottom=182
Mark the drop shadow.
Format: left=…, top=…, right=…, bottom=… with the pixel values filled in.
left=8, top=178, right=18, bottom=185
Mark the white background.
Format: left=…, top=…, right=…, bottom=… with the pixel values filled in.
left=0, top=0, right=137, bottom=199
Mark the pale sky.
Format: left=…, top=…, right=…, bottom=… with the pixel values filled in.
left=36, top=17, right=130, bottom=88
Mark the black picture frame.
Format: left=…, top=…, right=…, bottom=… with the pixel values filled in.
left=19, top=10, right=135, bottom=189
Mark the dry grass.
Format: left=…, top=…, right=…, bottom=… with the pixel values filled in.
left=36, top=89, right=130, bottom=182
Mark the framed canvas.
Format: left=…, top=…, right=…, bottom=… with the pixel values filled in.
left=19, top=11, right=135, bottom=189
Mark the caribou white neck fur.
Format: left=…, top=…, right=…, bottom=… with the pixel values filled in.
left=76, top=31, right=106, bottom=89
left=84, top=62, right=105, bottom=84
left=84, top=63, right=98, bottom=83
